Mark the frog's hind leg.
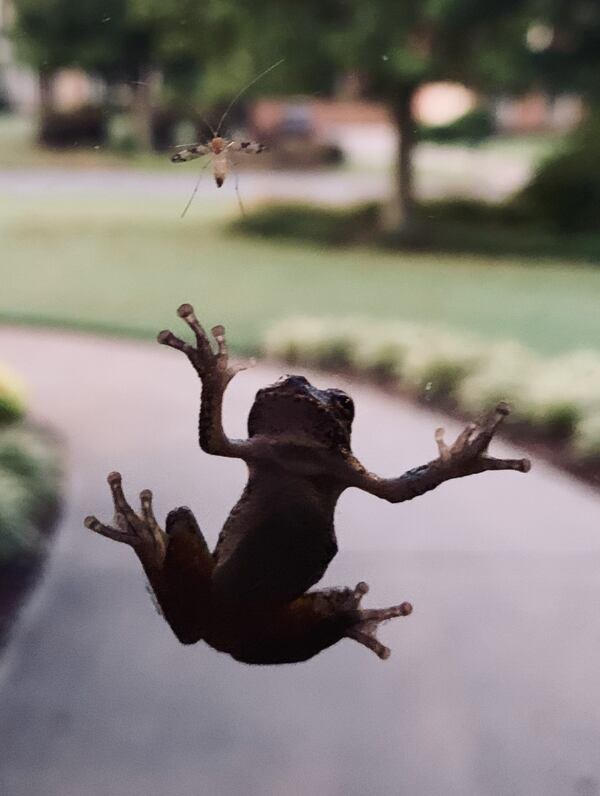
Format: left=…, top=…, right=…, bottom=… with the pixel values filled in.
left=316, top=582, right=413, bottom=661
left=160, top=506, right=215, bottom=644
left=227, top=582, right=412, bottom=664
left=85, top=475, right=214, bottom=645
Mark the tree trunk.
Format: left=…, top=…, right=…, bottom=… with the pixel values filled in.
left=37, top=68, right=54, bottom=143
left=381, top=86, right=417, bottom=234
left=131, top=65, right=156, bottom=152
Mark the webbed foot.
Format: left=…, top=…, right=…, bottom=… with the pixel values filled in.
left=84, top=472, right=167, bottom=568
left=434, top=402, right=530, bottom=476
left=345, top=582, right=413, bottom=660
left=157, top=303, right=251, bottom=383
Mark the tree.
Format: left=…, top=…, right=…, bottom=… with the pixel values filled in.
left=243, top=0, right=533, bottom=232
left=11, top=0, right=243, bottom=149
left=12, top=0, right=120, bottom=121
left=524, top=0, right=600, bottom=102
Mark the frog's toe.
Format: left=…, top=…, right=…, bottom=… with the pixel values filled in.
left=346, top=599, right=413, bottom=659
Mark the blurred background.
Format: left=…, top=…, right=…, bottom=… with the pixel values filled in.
left=1, top=1, right=600, bottom=794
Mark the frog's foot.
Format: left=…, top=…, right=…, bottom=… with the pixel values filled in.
left=158, top=303, right=251, bottom=383
left=84, top=472, right=167, bottom=568
left=435, top=402, right=531, bottom=476
left=345, top=583, right=413, bottom=660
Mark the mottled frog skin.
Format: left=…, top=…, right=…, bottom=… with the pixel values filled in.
left=85, top=304, right=530, bottom=664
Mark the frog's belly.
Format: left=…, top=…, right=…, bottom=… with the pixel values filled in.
left=211, top=507, right=338, bottom=609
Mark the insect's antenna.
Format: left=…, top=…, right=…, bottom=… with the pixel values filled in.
left=199, top=116, right=216, bottom=139
left=180, top=157, right=213, bottom=219
left=216, top=58, right=285, bottom=136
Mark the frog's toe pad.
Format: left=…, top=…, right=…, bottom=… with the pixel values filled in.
left=346, top=600, right=413, bottom=660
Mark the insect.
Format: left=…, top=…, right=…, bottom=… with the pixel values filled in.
left=171, top=58, right=284, bottom=217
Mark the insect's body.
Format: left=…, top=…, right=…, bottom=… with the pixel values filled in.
left=169, top=58, right=283, bottom=215
left=211, top=136, right=225, bottom=155
left=171, top=136, right=266, bottom=188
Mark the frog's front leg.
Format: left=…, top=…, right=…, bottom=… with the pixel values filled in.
left=85, top=473, right=214, bottom=644
left=158, top=303, right=253, bottom=459
left=347, top=402, right=530, bottom=503
left=85, top=471, right=167, bottom=575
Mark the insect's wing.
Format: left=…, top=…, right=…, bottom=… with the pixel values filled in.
left=171, top=143, right=211, bottom=163
left=227, top=140, right=267, bottom=154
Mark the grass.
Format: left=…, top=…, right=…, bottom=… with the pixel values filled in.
left=2, top=192, right=600, bottom=357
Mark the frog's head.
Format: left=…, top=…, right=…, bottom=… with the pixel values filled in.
left=248, top=375, right=354, bottom=450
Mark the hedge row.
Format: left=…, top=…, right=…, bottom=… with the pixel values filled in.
left=0, top=366, right=61, bottom=561
left=263, top=317, right=600, bottom=461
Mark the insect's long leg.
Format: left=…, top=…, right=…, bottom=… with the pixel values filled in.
left=180, top=157, right=213, bottom=219
left=216, top=58, right=285, bottom=135
left=233, top=165, right=246, bottom=217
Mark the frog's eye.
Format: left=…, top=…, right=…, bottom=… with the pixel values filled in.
left=330, top=391, right=354, bottom=420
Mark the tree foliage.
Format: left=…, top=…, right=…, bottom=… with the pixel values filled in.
left=525, top=0, right=600, bottom=99
left=233, top=0, right=536, bottom=229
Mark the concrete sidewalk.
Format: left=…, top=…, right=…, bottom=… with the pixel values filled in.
left=0, top=327, right=599, bottom=796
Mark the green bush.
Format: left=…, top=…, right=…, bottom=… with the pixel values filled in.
left=419, top=107, right=495, bottom=145
left=39, top=104, right=107, bottom=149
left=0, top=361, right=62, bottom=560
left=351, top=322, right=423, bottom=380
left=0, top=468, right=37, bottom=559
left=0, top=427, right=61, bottom=506
left=107, top=113, right=138, bottom=155
left=232, top=203, right=378, bottom=247
left=264, top=317, right=360, bottom=369
left=516, top=116, right=600, bottom=232
left=234, top=196, right=600, bottom=261
left=0, top=365, right=27, bottom=426
left=398, top=333, right=483, bottom=398
left=263, top=317, right=600, bottom=455
left=574, top=413, right=600, bottom=459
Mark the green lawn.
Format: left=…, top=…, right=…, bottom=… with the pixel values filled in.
left=2, top=193, right=600, bottom=356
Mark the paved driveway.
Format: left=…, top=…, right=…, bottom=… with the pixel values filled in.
left=0, top=328, right=599, bottom=796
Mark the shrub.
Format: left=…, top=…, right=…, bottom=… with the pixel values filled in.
left=452, top=341, right=534, bottom=416
left=0, top=425, right=61, bottom=562
left=0, top=364, right=61, bottom=560
left=0, top=365, right=27, bottom=426
left=516, top=115, right=600, bottom=232
left=0, top=427, right=61, bottom=507
left=350, top=322, right=422, bottom=379
left=264, top=318, right=600, bottom=448
left=0, top=468, right=37, bottom=559
left=39, top=104, right=107, bottom=148
left=519, top=352, right=600, bottom=437
left=419, top=107, right=495, bottom=145
left=399, top=332, right=484, bottom=398
left=264, top=317, right=359, bottom=369
left=107, top=113, right=138, bottom=155
left=233, top=203, right=378, bottom=247
left=574, top=413, right=600, bottom=459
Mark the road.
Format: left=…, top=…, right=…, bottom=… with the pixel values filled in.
left=0, top=327, right=599, bottom=796
left=0, top=142, right=532, bottom=205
